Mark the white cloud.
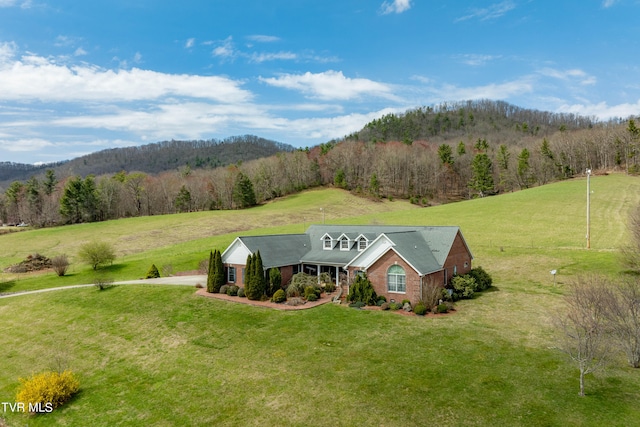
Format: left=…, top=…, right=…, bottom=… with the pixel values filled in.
left=602, top=0, right=618, bottom=8
left=250, top=51, right=297, bottom=63
left=0, top=0, right=29, bottom=7
left=454, top=54, right=502, bottom=66
left=247, top=35, right=280, bottom=43
left=0, top=53, right=252, bottom=103
left=0, top=137, right=53, bottom=152
left=260, top=70, right=399, bottom=101
left=212, top=36, right=236, bottom=60
left=380, top=0, right=412, bottom=15
left=427, top=78, right=535, bottom=102
left=538, top=67, right=597, bottom=85
left=559, top=100, right=640, bottom=120
left=185, top=38, right=195, bottom=49
left=74, top=47, right=87, bottom=56
left=0, top=41, right=17, bottom=64
left=456, top=1, right=516, bottom=22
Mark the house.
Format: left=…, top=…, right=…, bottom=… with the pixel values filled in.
left=221, top=225, right=473, bottom=304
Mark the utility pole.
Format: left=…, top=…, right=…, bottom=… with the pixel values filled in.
left=586, top=169, right=591, bottom=249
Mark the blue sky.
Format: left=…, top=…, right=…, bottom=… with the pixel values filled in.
left=0, top=0, right=639, bottom=164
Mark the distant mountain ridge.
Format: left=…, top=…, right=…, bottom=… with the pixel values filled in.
left=0, top=135, right=294, bottom=187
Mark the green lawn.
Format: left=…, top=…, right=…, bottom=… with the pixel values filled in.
left=1, top=174, right=640, bottom=426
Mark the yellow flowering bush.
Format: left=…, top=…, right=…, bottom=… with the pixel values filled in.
left=16, top=370, right=79, bottom=411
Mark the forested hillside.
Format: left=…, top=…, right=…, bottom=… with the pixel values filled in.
left=0, top=135, right=293, bottom=188
left=346, top=99, right=598, bottom=144
left=2, top=100, right=638, bottom=228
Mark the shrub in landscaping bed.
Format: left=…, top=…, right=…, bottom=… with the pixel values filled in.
left=226, top=285, right=239, bottom=296
left=272, top=289, right=286, bottom=303
left=450, top=275, right=477, bottom=300
left=436, top=304, right=448, bottom=313
left=347, top=274, right=377, bottom=305
left=388, top=302, right=401, bottom=311
left=323, top=281, right=336, bottom=293
left=219, top=285, right=230, bottom=295
left=469, top=266, right=493, bottom=291
left=237, top=287, right=245, bottom=298
left=304, top=285, right=321, bottom=300
left=414, top=302, right=428, bottom=316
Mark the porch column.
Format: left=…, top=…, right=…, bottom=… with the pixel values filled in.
left=317, top=264, right=321, bottom=283
left=336, top=266, right=339, bottom=287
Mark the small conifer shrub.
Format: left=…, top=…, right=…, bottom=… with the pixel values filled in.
left=145, top=264, right=161, bottom=279
left=272, top=289, right=286, bottom=303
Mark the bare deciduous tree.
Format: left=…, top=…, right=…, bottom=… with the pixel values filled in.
left=421, top=277, right=444, bottom=309
left=606, top=277, right=640, bottom=368
left=621, top=204, right=640, bottom=273
left=554, top=276, right=613, bottom=396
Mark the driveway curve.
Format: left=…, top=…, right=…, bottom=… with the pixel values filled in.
left=0, top=275, right=207, bottom=299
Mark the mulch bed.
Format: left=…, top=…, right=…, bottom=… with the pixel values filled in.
left=195, top=288, right=455, bottom=317
left=195, top=288, right=335, bottom=310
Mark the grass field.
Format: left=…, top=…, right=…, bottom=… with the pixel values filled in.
left=1, top=174, right=640, bottom=426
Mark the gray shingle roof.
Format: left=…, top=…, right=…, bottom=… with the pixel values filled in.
left=233, top=225, right=469, bottom=275
left=237, top=234, right=310, bottom=268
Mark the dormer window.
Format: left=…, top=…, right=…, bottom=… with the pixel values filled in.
left=323, top=236, right=333, bottom=250
left=340, top=237, right=350, bottom=251
left=358, top=238, right=367, bottom=251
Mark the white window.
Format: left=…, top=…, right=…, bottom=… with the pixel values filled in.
left=387, top=265, right=406, bottom=293
left=323, top=236, right=333, bottom=250
left=340, top=237, right=350, bottom=250
left=228, top=266, right=236, bottom=283
left=358, top=238, right=367, bottom=251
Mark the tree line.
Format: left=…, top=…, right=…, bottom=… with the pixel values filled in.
left=0, top=135, right=293, bottom=189
left=1, top=100, right=639, bottom=227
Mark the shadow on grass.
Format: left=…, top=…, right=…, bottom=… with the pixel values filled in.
left=99, top=264, right=126, bottom=273
left=0, top=280, right=16, bottom=293
left=469, top=286, right=500, bottom=300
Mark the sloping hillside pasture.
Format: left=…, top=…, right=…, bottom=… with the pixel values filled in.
left=0, top=188, right=419, bottom=293
left=1, top=175, right=640, bottom=426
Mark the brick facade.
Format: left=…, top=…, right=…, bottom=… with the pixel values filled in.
left=347, top=231, right=472, bottom=304
left=222, top=227, right=473, bottom=305
left=442, top=232, right=472, bottom=281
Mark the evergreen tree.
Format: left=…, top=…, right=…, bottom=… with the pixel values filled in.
left=268, top=267, right=282, bottom=297
left=43, top=169, right=57, bottom=196
left=174, top=185, right=192, bottom=212
left=244, top=253, right=253, bottom=286
left=438, top=144, right=454, bottom=166
left=334, top=169, right=346, bottom=188
left=246, top=251, right=266, bottom=300
left=232, top=172, right=257, bottom=209
left=206, top=250, right=215, bottom=293
left=457, top=141, right=466, bottom=156
left=496, top=144, right=511, bottom=191
left=213, top=249, right=225, bottom=292
left=469, top=153, right=494, bottom=197
left=369, top=173, right=380, bottom=196
left=146, top=264, right=160, bottom=279
left=517, top=148, right=534, bottom=189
